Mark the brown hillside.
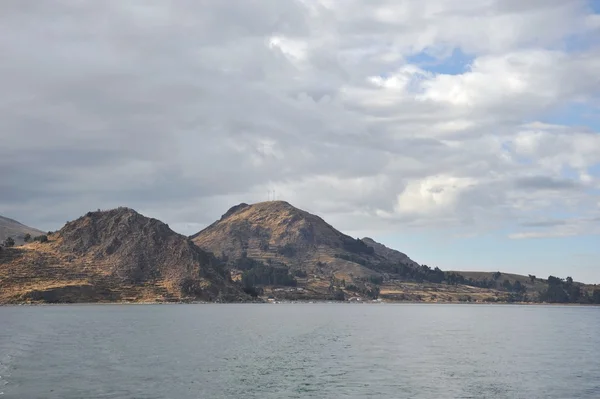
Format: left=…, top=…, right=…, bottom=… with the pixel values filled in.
left=361, top=237, right=419, bottom=268
left=0, top=208, right=247, bottom=304
left=191, top=201, right=417, bottom=282
left=0, top=215, right=44, bottom=246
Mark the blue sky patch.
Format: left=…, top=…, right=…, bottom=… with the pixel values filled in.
left=538, top=102, right=600, bottom=132
left=406, top=48, right=474, bottom=75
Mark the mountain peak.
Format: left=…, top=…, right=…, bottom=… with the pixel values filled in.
left=253, top=200, right=295, bottom=208
left=220, top=201, right=300, bottom=219
left=57, top=207, right=170, bottom=255
left=192, top=200, right=341, bottom=253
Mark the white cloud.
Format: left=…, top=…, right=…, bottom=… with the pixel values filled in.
left=394, top=175, right=477, bottom=215
left=269, top=36, right=309, bottom=63
left=0, top=0, right=598, bottom=247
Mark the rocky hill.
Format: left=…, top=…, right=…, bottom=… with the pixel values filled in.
left=190, top=201, right=439, bottom=300
left=191, top=201, right=418, bottom=281
left=0, top=208, right=247, bottom=304
left=0, top=215, right=44, bottom=246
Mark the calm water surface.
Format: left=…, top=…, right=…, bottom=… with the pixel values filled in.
left=0, top=303, right=599, bottom=398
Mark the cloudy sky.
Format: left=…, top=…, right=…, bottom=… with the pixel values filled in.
left=1, top=1, right=600, bottom=282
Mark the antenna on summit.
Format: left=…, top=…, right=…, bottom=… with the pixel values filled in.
left=266, top=189, right=279, bottom=202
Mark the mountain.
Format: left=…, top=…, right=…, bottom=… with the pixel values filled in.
left=0, top=215, right=44, bottom=245
left=191, top=201, right=413, bottom=280
left=191, top=201, right=431, bottom=300
left=0, top=207, right=247, bottom=304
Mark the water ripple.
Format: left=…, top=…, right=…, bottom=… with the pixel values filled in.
left=0, top=304, right=598, bottom=398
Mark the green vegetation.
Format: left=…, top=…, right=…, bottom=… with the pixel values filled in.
left=331, top=289, right=345, bottom=301
left=368, top=285, right=380, bottom=299
left=334, top=253, right=367, bottom=266
left=345, top=284, right=359, bottom=292
left=539, top=275, right=588, bottom=303
left=512, top=280, right=525, bottom=293
left=348, top=278, right=381, bottom=300
left=3, top=237, right=15, bottom=247
left=33, top=235, right=48, bottom=243
left=501, top=279, right=527, bottom=293
left=277, top=243, right=297, bottom=257
left=241, top=264, right=297, bottom=288
left=293, top=269, right=308, bottom=278
left=259, top=240, right=270, bottom=251
left=242, top=285, right=264, bottom=298
left=362, top=285, right=381, bottom=299
left=341, top=237, right=375, bottom=255
left=180, top=277, right=203, bottom=296
left=234, top=257, right=266, bottom=271
left=369, top=275, right=384, bottom=285
left=220, top=251, right=229, bottom=263
left=504, top=292, right=529, bottom=303
left=23, top=233, right=31, bottom=242
left=376, top=262, right=447, bottom=284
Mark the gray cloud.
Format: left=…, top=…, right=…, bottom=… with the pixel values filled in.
left=513, top=176, right=582, bottom=191
left=0, top=0, right=599, bottom=242
left=520, top=220, right=568, bottom=228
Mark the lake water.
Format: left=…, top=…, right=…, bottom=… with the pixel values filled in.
left=0, top=303, right=599, bottom=398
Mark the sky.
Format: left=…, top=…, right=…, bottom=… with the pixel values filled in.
left=1, top=1, right=599, bottom=282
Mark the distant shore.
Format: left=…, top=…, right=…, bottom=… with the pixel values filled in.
left=2, top=300, right=598, bottom=307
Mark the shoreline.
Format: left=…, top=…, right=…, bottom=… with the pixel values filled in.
left=1, top=300, right=598, bottom=307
